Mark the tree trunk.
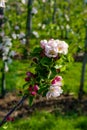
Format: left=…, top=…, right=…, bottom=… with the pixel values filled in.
left=1, top=62, right=6, bottom=98
left=0, top=7, right=6, bottom=98
left=24, top=0, right=33, bottom=58
left=0, top=7, right=4, bottom=27
left=26, top=0, right=33, bottom=45
left=78, top=26, right=87, bottom=100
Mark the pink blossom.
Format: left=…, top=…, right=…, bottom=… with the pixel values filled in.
left=51, top=76, right=63, bottom=87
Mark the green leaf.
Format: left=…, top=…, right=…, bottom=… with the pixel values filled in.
left=60, top=66, right=66, bottom=72
left=34, top=47, right=42, bottom=53
left=29, top=96, right=34, bottom=106
left=40, top=57, right=52, bottom=66
left=2, top=123, right=8, bottom=129
left=38, top=86, right=48, bottom=94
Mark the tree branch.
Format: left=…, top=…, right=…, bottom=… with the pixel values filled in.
left=0, top=95, right=28, bottom=127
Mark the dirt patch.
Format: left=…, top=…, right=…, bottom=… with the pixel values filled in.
left=0, top=93, right=87, bottom=120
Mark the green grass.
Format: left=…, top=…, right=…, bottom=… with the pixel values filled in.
left=0, top=60, right=29, bottom=92
left=0, top=111, right=87, bottom=130
left=62, top=62, right=87, bottom=96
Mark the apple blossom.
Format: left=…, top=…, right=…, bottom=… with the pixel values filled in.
left=40, top=39, right=68, bottom=58
left=45, top=45, right=58, bottom=58
left=57, top=40, right=69, bottom=55
left=40, top=39, right=47, bottom=49
left=46, top=85, right=63, bottom=99
left=51, top=76, right=63, bottom=87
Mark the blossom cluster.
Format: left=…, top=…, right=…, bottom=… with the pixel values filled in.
left=46, top=76, right=63, bottom=99
left=23, top=38, right=69, bottom=103
left=0, top=36, right=15, bottom=72
left=40, top=39, right=68, bottom=58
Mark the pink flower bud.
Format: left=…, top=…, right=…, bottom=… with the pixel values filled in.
left=51, top=76, right=62, bottom=85
left=6, top=117, right=14, bottom=122
left=51, top=79, right=57, bottom=85
left=25, top=77, right=30, bottom=82
left=55, top=76, right=62, bottom=81
left=33, top=85, right=39, bottom=92
left=28, top=85, right=33, bottom=91
left=26, top=72, right=33, bottom=77
left=31, top=91, right=36, bottom=96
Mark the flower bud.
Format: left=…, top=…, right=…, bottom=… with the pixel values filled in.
left=25, top=77, right=30, bottom=82
left=33, top=85, right=39, bottom=92
left=51, top=79, right=56, bottom=85
left=28, top=85, right=33, bottom=91
left=31, top=91, right=36, bottom=96
left=26, top=72, right=32, bottom=77
left=6, top=116, right=14, bottom=122
left=55, top=76, right=62, bottom=81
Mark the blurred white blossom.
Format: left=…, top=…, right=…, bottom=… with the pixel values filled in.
left=5, top=62, right=9, bottom=72
left=12, top=33, right=17, bottom=39
left=0, top=0, right=6, bottom=8
left=42, top=0, right=46, bottom=3
left=66, top=24, right=70, bottom=30
left=9, top=51, right=16, bottom=57
left=32, top=7, right=38, bottom=14
left=20, top=38, right=26, bottom=45
left=18, top=32, right=25, bottom=39
left=65, top=14, right=70, bottom=22
left=32, top=31, right=39, bottom=38
left=15, top=25, right=20, bottom=30
left=42, top=24, right=46, bottom=29
left=0, top=36, right=14, bottom=72
left=21, top=0, right=27, bottom=4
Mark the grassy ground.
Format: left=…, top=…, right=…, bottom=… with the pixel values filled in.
left=0, top=111, right=87, bottom=130
left=0, top=60, right=87, bottom=130
left=0, top=60, right=29, bottom=92
left=62, top=62, right=87, bottom=96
